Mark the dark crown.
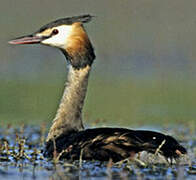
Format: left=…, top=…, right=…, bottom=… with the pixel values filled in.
left=37, top=14, right=93, bottom=33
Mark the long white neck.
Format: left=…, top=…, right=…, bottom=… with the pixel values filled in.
left=46, top=64, right=91, bottom=142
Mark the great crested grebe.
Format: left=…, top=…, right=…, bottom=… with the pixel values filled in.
left=9, top=15, right=186, bottom=162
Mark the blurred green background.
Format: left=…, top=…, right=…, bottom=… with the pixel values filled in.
left=1, top=0, right=196, bottom=128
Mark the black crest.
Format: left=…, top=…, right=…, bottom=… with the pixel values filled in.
left=38, top=14, right=94, bottom=32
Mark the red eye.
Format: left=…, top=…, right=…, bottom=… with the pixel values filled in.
left=52, top=29, right=59, bottom=35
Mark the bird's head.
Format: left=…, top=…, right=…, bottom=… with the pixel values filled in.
left=9, top=14, right=95, bottom=69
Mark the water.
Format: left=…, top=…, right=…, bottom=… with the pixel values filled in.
left=0, top=125, right=195, bottom=179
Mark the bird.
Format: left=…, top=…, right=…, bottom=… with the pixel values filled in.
left=9, top=14, right=186, bottom=162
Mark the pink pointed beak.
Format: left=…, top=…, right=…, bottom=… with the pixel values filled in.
left=8, top=34, right=43, bottom=45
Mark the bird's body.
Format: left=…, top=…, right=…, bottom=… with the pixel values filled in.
left=9, top=15, right=186, bottom=162
left=45, top=127, right=186, bottom=162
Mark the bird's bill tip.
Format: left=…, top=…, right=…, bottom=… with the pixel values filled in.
left=8, top=35, right=42, bottom=45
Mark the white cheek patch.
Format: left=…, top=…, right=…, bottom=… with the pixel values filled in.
left=41, top=25, right=73, bottom=48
